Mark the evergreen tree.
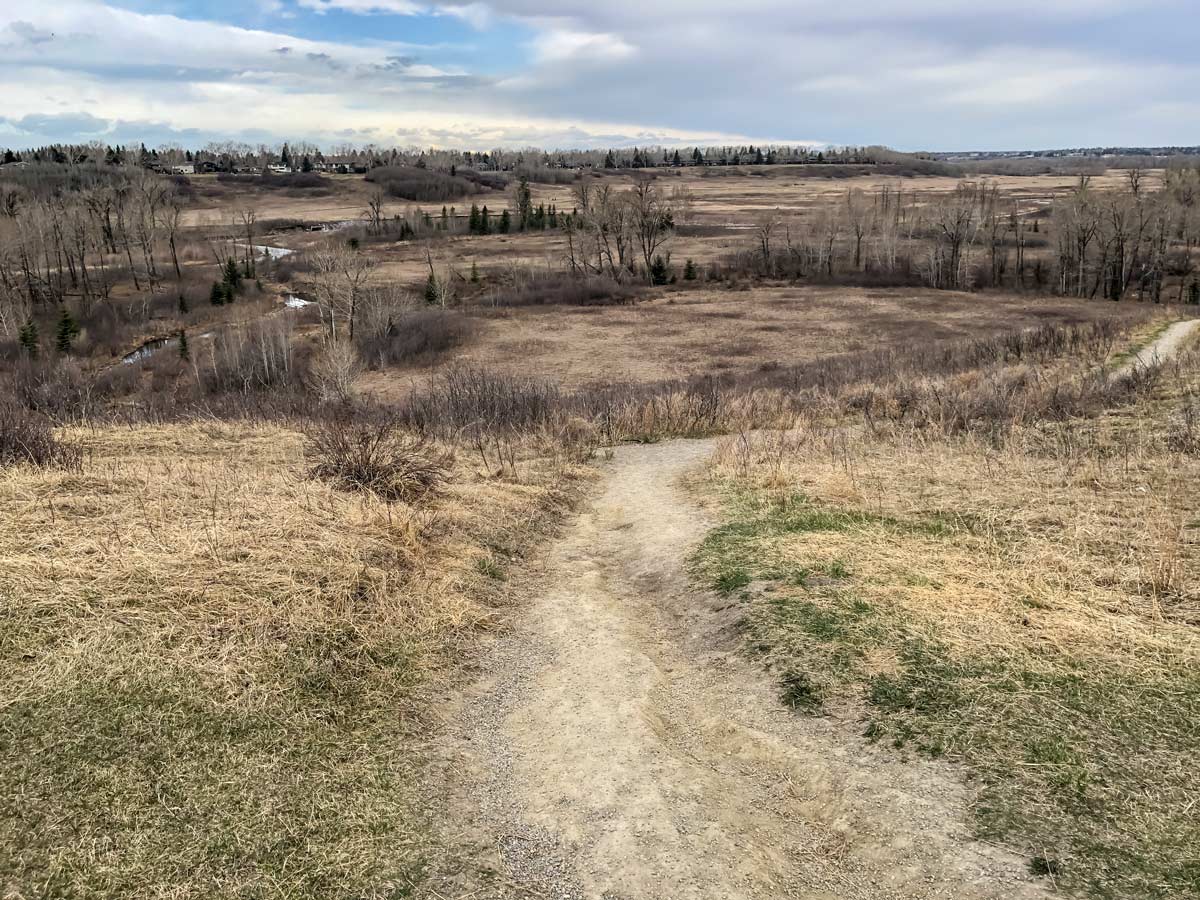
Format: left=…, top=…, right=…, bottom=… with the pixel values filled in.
left=468, top=203, right=481, bottom=234
left=223, top=257, right=242, bottom=292
left=604, top=150, right=616, bottom=169
left=2, top=149, right=15, bottom=165
left=178, top=329, right=189, bottom=361
left=1190, top=280, right=1200, bottom=305
left=470, top=261, right=480, bottom=283
left=301, top=155, right=313, bottom=173
left=441, top=206, right=449, bottom=230
left=480, top=205, right=490, bottom=234
left=280, top=143, right=291, bottom=168
left=672, top=150, right=682, bottom=167
left=693, top=148, right=704, bottom=166
left=423, top=272, right=440, bottom=305
left=755, top=147, right=765, bottom=165
left=210, top=281, right=226, bottom=306
left=178, top=294, right=189, bottom=314
left=54, top=306, right=79, bottom=354
left=649, top=255, right=671, bottom=285
left=18, top=319, right=38, bottom=358
left=683, top=258, right=698, bottom=281
left=499, top=209, right=511, bottom=234
left=516, top=177, right=533, bottom=229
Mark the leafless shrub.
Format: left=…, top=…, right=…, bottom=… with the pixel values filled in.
left=484, top=271, right=640, bottom=307
left=6, top=359, right=101, bottom=421
left=364, top=166, right=482, bottom=202
left=202, top=319, right=296, bottom=394
left=307, top=340, right=363, bottom=403
left=356, top=308, right=475, bottom=368
left=404, top=366, right=562, bottom=435
left=306, top=418, right=450, bottom=502
left=0, top=400, right=81, bottom=470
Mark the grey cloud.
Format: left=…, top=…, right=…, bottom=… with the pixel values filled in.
left=5, top=112, right=110, bottom=139
left=9, top=21, right=56, bottom=45
left=305, top=51, right=346, bottom=69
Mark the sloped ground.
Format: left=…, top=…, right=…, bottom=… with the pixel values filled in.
left=429, top=439, right=1047, bottom=899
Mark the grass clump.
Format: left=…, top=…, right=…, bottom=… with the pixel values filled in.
left=306, top=417, right=451, bottom=502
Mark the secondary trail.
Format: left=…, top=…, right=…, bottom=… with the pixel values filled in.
left=430, top=440, right=1048, bottom=900
left=1118, top=318, right=1200, bottom=376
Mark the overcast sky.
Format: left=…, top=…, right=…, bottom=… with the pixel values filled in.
left=1, top=0, right=1197, bottom=152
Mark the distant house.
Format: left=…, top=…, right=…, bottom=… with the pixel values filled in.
left=313, top=156, right=365, bottom=174
left=267, top=164, right=291, bottom=175
left=170, top=164, right=195, bottom=175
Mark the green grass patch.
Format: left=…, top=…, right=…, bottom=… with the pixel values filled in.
left=475, top=556, right=507, bottom=581
left=1107, top=318, right=1174, bottom=371
left=0, top=653, right=426, bottom=898
left=692, top=480, right=1200, bottom=900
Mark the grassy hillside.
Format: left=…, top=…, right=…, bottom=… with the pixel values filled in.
left=0, top=421, right=584, bottom=898
left=692, top=325, right=1200, bottom=899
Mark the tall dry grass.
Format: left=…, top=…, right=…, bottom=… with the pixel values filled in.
left=0, top=419, right=589, bottom=897
left=692, top=332, right=1200, bottom=899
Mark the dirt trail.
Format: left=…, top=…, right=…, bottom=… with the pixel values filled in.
left=1119, top=318, right=1200, bottom=375
left=430, top=440, right=1049, bottom=900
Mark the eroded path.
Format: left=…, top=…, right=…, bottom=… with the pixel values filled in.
left=1119, top=318, right=1200, bottom=376
left=429, top=440, right=1048, bottom=900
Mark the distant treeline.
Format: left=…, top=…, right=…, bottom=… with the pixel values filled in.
left=1, top=141, right=934, bottom=177
left=933, top=146, right=1200, bottom=161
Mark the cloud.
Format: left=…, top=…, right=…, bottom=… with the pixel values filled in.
left=297, top=0, right=424, bottom=14
left=2, top=112, right=110, bottom=140
left=530, top=29, right=635, bottom=64
left=0, top=0, right=1197, bottom=150
left=7, top=20, right=57, bottom=45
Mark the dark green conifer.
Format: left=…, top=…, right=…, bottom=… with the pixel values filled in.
left=54, top=306, right=79, bottom=354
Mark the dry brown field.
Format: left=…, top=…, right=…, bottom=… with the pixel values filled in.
left=360, top=285, right=1144, bottom=394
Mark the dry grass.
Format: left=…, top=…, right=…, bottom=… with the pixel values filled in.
left=0, top=420, right=587, bottom=898
left=691, top=337, right=1200, bottom=899
left=361, top=286, right=1144, bottom=393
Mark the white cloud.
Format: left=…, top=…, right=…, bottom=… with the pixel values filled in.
left=0, top=0, right=1197, bottom=150
left=531, top=29, right=635, bottom=63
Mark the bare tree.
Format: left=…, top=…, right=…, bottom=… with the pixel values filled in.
left=753, top=210, right=781, bottom=272
left=629, top=178, right=675, bottom=278
left=307, top=241, right=377, bottom=340
left=236, top=207, right=258, bottom=277
left=365, top=189, right=386, bottom=235
left=845, top=189, right=871, bottom=270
